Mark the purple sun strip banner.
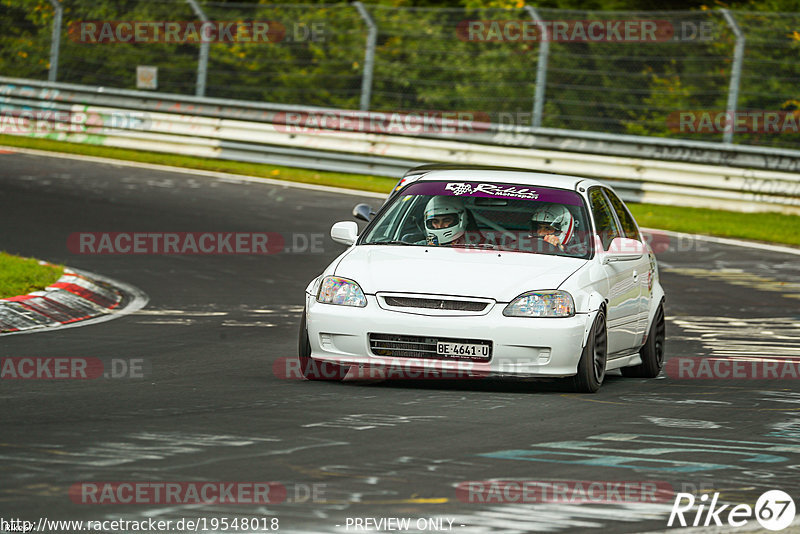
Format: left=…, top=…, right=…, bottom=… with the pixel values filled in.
left=403, top=181, right=584, bottom=206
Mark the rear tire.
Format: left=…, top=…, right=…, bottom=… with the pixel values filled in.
left=572, top=309, right=607, bottom=393
left=622, top=302, right=665, bottom=379
left=298, top=308, right=346, bottom=381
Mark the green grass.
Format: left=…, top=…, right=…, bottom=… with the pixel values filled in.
left=1, top=135, right=798, bottom=247
left=0, top=252, right=64, bottom=299
left=628, top=203, right=800, bottom=247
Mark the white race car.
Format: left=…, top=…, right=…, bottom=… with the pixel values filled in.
left=300, top=168, right=665, bottom=392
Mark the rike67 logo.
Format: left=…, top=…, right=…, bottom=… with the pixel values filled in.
left=668, top=490, right=796, bottom=531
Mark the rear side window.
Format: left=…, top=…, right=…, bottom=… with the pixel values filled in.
left=604, top=189, right=641, bottom=241
left=589, top=188, right=621, bottom=250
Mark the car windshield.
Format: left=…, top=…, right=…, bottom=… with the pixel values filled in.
left=361, top=180, right=593, bottom=259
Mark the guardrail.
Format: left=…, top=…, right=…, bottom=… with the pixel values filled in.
left=1, top=77, right=799, bottom=215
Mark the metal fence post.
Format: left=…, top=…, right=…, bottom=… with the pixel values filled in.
left=353, top=2, right=377, bottom=111
left=47, top=0, right=62, bottom=82
left=524, top=7, right=549, bottom=130
left=186, top=0, right=210, bottom=97
left=721, top=9, right=745, bottom=145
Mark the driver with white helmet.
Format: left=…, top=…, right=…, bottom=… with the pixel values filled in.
left=424, top=196, right=468, bottom=246
left=530, top=204, right=574, bottom=251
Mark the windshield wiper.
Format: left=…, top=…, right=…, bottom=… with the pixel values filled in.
left=366, top=240, right=414, bottom=246
left=449, top=243, right=499, bottom=250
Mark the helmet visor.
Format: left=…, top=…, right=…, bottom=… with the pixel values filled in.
left=425, top=214, right=458, bottom=230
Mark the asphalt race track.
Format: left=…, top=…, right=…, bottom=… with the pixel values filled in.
left=2, top=151, right=800, bottom=533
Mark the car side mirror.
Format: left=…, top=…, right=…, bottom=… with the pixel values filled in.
left=353, top=203, right=375, bottom=222
left=602, top=237, right=645, bottom=264
left=331, top=221, right=358, bottom=246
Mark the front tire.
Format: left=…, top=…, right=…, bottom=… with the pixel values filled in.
left=622, top=302, right=665, bottom=378
left=298, top=308, right=346, bottom=381
left=572, top=309, right=607, bottom=393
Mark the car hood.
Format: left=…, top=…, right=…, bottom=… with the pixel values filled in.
left=334, top=245, right=586, bottom=302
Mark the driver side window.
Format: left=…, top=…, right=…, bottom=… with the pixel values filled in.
left=589, top=188, right=621, bottom=251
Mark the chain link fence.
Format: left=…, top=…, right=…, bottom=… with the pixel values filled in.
left=2, top=1, right=800, bottom=148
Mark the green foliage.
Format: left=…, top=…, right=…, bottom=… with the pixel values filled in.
left=3, top=1, right=799, bottom=148
left=0, top=0, right=54, bottom=79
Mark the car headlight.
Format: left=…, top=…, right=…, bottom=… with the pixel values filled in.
left=316, top=276, right=367, bottom=307
left=503, top=290, right=575, bottom=317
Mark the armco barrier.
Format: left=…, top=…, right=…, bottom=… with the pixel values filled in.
left=1, top=77, right=799, bottom=214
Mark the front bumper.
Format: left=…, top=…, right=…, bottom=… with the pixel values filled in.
left=305, top=294, right=590, bottom=378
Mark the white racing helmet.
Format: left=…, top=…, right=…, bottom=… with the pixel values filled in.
left=530, top=204, right=575, bottom=246
left=424, top=196, right=467, bottom=245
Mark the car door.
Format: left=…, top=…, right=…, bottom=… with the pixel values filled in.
left=588, top=187, right=638, bottom=356
left=603, top=188, right=652, bottom=347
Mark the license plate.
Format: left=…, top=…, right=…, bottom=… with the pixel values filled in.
left=437, top=342, right=490, bottom=358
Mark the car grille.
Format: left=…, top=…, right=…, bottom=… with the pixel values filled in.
left=382, top=296, right=488, bottom=312
left=369, top=333, right=492, bottom=361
